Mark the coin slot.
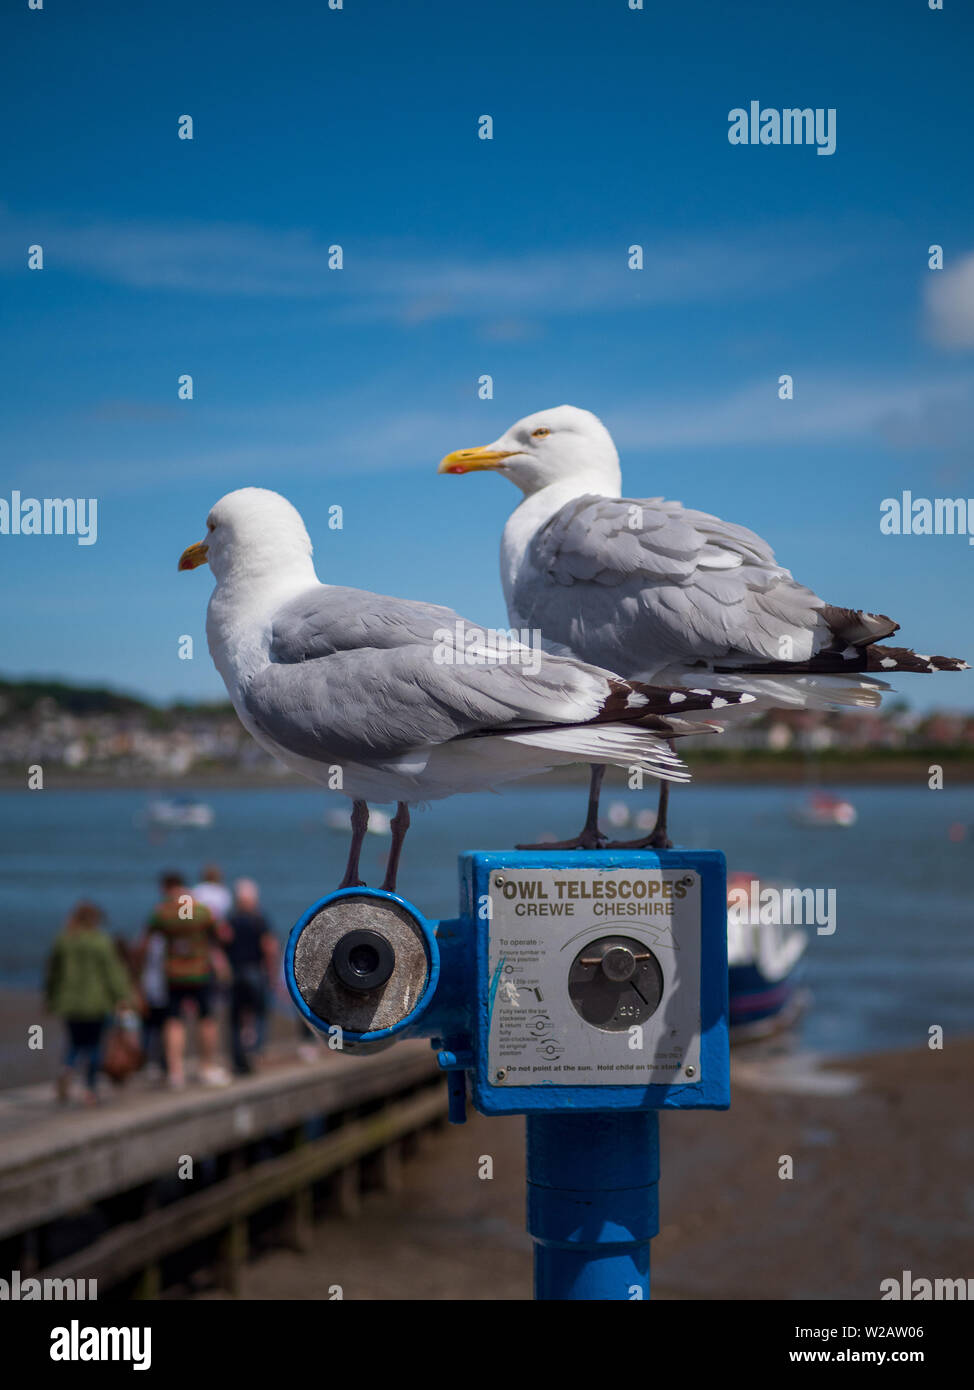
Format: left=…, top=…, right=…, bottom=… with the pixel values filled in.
left=569, top=934, right=665, bottom=1031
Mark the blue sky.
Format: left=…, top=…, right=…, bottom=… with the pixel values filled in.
left=1, top=0, right=972, bottom=711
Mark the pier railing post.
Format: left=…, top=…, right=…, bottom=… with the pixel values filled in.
left=287, top=1126, right=315, bottom=1254
left=218, top=1151, right=248, bottom=1296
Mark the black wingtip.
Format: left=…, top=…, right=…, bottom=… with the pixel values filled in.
left=604, top=679, right=757, bottom=721
left=866, top=646, right=970, bottom=674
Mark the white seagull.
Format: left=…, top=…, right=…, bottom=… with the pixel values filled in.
left=179, top=488, right=754, bottom=887
left=439, top=404, right=968, bottom=847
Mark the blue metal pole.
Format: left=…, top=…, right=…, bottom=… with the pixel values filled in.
left=526, top=1111, right=660, bottom=1300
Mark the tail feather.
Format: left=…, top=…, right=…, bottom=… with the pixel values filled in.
left=656, top=668, right=889, bottom=712
left=491, top=680, right=755, bottom=783
left=478, top=680, right=755, bottom=742
left=714, top=644, right=968, bottom=677
left=505, top=724, right=692, bottom=782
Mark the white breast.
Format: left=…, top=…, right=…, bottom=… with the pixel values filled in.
left=500, top=479, right=605, bottom=626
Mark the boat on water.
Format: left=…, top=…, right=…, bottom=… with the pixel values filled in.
left=726, top=871, right=810, bottom=1041
left=604, top=801, right=658, bottom=832
left=790, top=791, right=857, bottom=828
left=325, top=807, right=392, bottom=836
left=145, top=797, right=214, bottom=829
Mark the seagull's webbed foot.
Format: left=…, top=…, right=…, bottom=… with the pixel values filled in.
left=604, top=827, right=674, bottom=851
left=515, top=765, right=608, bottom=851
left=516, top=825, right=610, bottom=851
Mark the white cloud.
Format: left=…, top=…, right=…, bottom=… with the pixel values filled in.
left=0, top=205, right=848, bottom=320
left=924, top=251, right=974, bottom=348
left=610, top=373, right=974, bottom=451
left=38, top=375, right=971, bottom=501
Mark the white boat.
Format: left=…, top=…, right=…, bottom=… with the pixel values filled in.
left=791, top=792, right=857, bottom=828
left=325, top=808, right=392, bottom=836
left=727, top=872, right=810, bottom=1041
left=146, top=797, right=214, bottom=828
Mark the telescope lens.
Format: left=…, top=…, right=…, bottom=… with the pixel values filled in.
left=349, top=942, right=380, bottom=977
left=332, top=928, right=396, bottom=992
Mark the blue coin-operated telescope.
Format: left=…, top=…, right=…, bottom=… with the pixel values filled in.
left=285, top=850, right=729, bottom=1300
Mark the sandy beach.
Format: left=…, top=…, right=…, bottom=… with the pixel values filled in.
left=184, top=1037, right=974, bottom=1301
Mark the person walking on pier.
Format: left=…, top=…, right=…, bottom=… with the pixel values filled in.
left=192, top=864, right=233, bottom=923
left=44, top=901, right=131, bottom=1105
left=225, top=878, right=278, bottom=1076
left=147, top=872, right=230, bottom=1089
left=136, top=928, right=169, bottom=1079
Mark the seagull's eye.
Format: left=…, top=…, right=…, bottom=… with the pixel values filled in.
left=207, top=520, right=216, bottom=532
left=532, top=427, right=551, bottom=438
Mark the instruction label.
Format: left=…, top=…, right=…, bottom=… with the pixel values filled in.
left=487, top=867, right=702, bottom=1086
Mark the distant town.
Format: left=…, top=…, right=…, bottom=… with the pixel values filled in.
left=1, top=676, right=972, bottom=787
left=0, top=677, right=278, bottom=782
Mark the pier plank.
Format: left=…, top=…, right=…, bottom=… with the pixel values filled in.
left=35, top=1085, right=447, bottom=1291
left=0, top=1045, right=438, bottom=1239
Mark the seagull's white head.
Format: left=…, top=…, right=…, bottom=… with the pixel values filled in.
left=438, top=405, right=622, bottom=498
left=178, top=487, right=315, bottom=587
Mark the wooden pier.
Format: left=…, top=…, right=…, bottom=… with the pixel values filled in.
left=0, top=1043, right=447, bottom=1298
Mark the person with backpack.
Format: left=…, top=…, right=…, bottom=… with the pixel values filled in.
left=44, top=901, right=131, bottom=1105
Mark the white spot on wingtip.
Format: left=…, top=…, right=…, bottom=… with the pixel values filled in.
left=880, top=658, right=897, bottom=669
left=711, top=696, right=728, bottom=708
left=669, top=692, right=687, bottom=704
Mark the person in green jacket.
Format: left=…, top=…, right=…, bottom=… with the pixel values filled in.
left=44, top=901, right=131, bottom=1104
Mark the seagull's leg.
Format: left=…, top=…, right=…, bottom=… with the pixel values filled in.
left=516, top=764, right=609, bottom=851
left=338, top=799, right=370, bottom=889
left=606, top=777, right=674, bottom=851
left=380, top=802, right=410, bottom=894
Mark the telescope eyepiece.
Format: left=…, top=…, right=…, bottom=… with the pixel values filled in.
left=332, top=928, right=396, bottom=993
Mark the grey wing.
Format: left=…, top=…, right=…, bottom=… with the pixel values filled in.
left=244, top=587, right=613, bottom=765
left=268, top=585, right=465, bottom=661
left=513, top=494, right=830, bottom=669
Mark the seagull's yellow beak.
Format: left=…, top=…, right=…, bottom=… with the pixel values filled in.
left=438, top=446, right=517, bottom=475
left=178, top=540, right=209, bottom=571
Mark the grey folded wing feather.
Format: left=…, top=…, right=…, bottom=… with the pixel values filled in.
left=267, top=585, right=464, bottom=661
left=512, top=494, right=831, bottom=667
left=244, top=585, right=611, bottom=765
